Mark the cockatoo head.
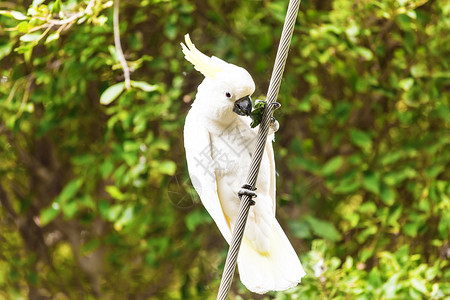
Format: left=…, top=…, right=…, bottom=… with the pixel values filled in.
left=181, top=34, right=255, bottom=122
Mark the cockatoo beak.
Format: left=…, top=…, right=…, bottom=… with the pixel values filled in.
left=233, top=96, right=252, bottom=116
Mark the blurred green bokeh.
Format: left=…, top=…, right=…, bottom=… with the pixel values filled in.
left=0, top=0, right=449, bottom=299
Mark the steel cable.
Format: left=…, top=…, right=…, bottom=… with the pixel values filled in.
left=216, top=1, right=301, bottom=299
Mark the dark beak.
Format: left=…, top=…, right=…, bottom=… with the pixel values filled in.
left=233, top=96, right=252, bottom=116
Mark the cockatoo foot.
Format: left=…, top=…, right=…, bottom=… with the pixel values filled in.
left=270, top=117, right=280, bottom=133
left=238, top=184, right=257, bottom=206
left=254, top=100, right=281, bottom=111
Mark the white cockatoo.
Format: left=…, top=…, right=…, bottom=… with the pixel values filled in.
left=182, top=34, right=305, bottom=294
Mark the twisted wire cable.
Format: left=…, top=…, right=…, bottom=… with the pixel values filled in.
left=217, top=1, right=302, bottom=299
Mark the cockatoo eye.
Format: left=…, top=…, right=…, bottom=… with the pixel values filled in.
left=225, top=92, right=232, bottom=98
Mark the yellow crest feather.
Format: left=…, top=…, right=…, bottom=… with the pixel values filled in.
left=181, top=34, right=224, bottom=78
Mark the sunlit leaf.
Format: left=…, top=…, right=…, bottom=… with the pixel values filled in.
left=45, top=33, right=60, bottom=44
left=0, top=10, right=27, bottom=20
left=0, top=43, right=13, bottom=60
left=19, top=33, right=41, bottom=42
left=41, top=206, right=59, bottom=225
left=411, top=278, right=428, bottom=294
left=114, top=205, right=134, bottom=230
left=56, top=179, right=83, bottom=204
left=105, top=185, right=125, bottom=201
left=322, top=156, right=344, bottom=176
left=399, top=78, right=414, bottom=91
left=32, top=0, right=45, bottom=7
left=154, top=160, right=176, bottom=176
left=131, top=80, right=159, bottom=92
left=100, top=82, right=125, bottom=105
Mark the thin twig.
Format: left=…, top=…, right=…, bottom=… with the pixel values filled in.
left=47, top=0, right=95, bottom=26
left=113, top=0, right=131, bottom=89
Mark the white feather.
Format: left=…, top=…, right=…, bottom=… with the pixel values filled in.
left=238, top=221, right=306, bottom=294
left=184, top=109, right=232, bottom=243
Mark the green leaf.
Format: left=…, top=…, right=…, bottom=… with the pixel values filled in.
left=41, top=205, right=60, bottom=225
left=56, top=179, right=83, bottom=204
left=0, top=43, right=13, bottom=60
left=51, top=0, right=61, bottom=14
left=356, top=47, right=373, bottom=60
left=114, top=205, right=134, bottom=230
left=363, top=171, right=380, bottom=195
left=359, top=202, right=377, bottom=214
left=249, top=102, right=265, bottom=128
left=305, top=216, right=341, bottom=241
left=62, top=201, right=78, bottom=219
left=368, top=267, right=382, bottom=287
left=322, top=156, right=344, bottom=176
left=164, top=16, right=177, bottom=40
left=350, top=129, right=372, bottom=149
left=289, top=220, right=312, bottom=239
left=154, top=160, right=177, bottom=176
left=438, top=214, right=449, bottom=239
left=404, top=221, right=420, bottom=237
left=268, top=1, right=287, bottom=22
left=11, top=11, right=27, bottom=20
left=411, top=64, right=427, bottom=78
left=185, top=209, right=211, bottom=231
left=100, top=160, right=114, bottom=179
left=20, top=33, right=41, bottom=42
left=100, top=82, right=125, bottom=105
left=45, top=33, right=60, bottom=44
left=250, top=112, right=263, bottom=128
left=32, top=0, right=45, bottom=7
left=411, top=278, right=428, bottom=294
left=105, top=186, right=125, bottom=201
left=383, top=273, right=400, bottom=298
left=131, top=80, right=159, bottom=92
left=380, top=185, right=396, bottom=205
left=81, top=239, right=100, bottom=256
left=357, top=225, right=378, bottom=243
left=78, top=195, right=95, bottom=210
left=334, top=182, right=360, bottom=193
left=98, top=200, right=110, bottom=220
left=399, top=78, right=414, bottom=91
left=0, top=10, right=27, bottom=20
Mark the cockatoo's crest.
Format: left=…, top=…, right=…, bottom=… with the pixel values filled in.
left=181, top=34, right=225, bottom=78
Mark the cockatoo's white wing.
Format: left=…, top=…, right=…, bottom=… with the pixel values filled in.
left=265, top=139, right=277, bottom=216
left=184, top=110, right=232, bottom=243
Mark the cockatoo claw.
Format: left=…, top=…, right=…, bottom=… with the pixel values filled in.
left=270, top=102, right=281, bottom=111
left=238, top=184, right=257, bottom=205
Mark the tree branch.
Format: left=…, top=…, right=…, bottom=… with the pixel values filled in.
left=113, top=0, right=131, bottom=89
left=46, top=0, right=95, bottom=26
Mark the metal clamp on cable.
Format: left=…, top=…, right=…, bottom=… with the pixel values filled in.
left=238, top=184, right=257, bottom=206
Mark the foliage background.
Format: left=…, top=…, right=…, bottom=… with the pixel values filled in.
left=0, top=0, right=449, bottom=299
